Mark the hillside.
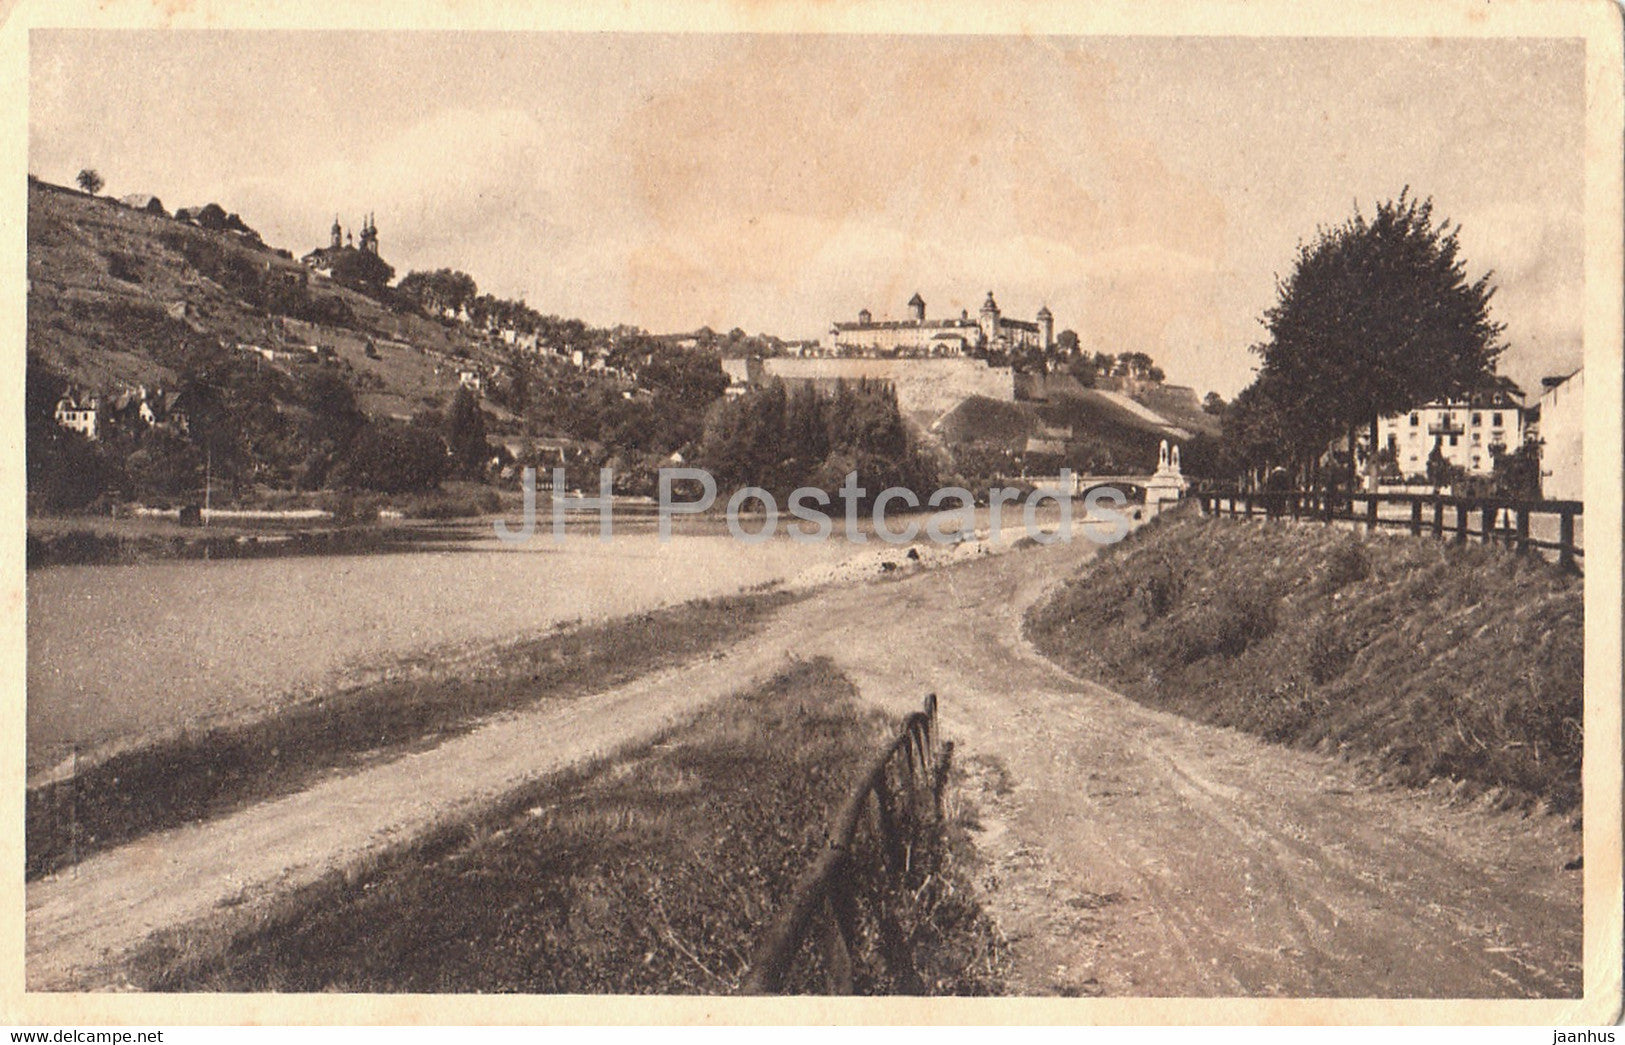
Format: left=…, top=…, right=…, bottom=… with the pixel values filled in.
left=27, top=178, right=505, bottom=422
left=932, top=381, right=1219, bottom=475
left=25, top=178, right=738, bottom=512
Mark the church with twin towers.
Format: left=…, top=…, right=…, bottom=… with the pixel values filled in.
left=825, top=291, right=1054, bottom=358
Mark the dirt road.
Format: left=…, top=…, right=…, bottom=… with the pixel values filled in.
left=26, top=531, right=1582, bottom=995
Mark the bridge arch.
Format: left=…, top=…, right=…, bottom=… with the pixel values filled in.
left=1078, top=480, right=1146, bottom=503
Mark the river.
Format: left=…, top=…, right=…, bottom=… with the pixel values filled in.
left=26, top=524, right=858, bottom=779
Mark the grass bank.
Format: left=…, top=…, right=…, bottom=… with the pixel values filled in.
left=1025, top=510, right=1583, bottom=812
left=27, top=588, right=800, bottom=880
left=126, top=659, right=1006, bottom=994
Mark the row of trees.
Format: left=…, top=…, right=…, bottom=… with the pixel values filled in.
left=696, top=378, right=939, bottom=500
left=1059, top=349, right=1166, bottom=387
left=395, top=268, right=605, bottom=350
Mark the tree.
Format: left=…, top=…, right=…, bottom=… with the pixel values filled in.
left=328, top=248, right=395, bottom=292
left=76, top=169, right=104, bottom=195
left=1202, top=391, right=1228, bottom=416
left=444, top=388, right=490, bottom=478
left=1491, top=440, right=1542, bottom=500
left=1253, top=190, right=1506, bottom=491
left=1425, top=440, right=1463, bottom=490
left=396, top=269, right=477, bottom=316
left=1055, top=329, right=1081, bottom=356
left=1067, top=353, right=1099, bottom=387
left=333, top=421, right=448, bottom=492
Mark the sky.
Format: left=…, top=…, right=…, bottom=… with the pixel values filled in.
left=30, top=32, right=1585, bottom=398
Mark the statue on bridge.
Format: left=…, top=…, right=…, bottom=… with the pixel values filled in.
left=1146, top=439, right=1187, bottom=514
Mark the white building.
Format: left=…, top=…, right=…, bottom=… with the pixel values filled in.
left=53, top=391, right=100, bottom=440
left=1535, top=368, right=1583, bottom=502
left=1376, top=389, right=1526, bottom=479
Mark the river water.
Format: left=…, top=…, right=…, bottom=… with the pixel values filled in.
left=25, top=524, right=858, bottom=778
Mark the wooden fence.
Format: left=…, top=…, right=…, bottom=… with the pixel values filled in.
left=1197, top=488, right=1584, bottom=570
left=743, top=692, right=951, bottom=995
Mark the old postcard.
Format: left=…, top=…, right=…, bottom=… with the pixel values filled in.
left=3, top=0, right=1620, bottom=1028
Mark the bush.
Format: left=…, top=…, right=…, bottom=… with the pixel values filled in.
left=1167, top=583, right=1278, bottom=664
left=1212, top=585, right=1278, bottom=657
left=107, top=251, right=142, bottom=283
left=1138, top=557, right=1184, bottom=621
left=397, top=488, right=503, bottom=519
left=1305, top=619, right=1356, bottom=683
left=1321, top=537, right=1371, bottom=593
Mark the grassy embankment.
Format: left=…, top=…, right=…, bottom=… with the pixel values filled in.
left=126, top=658, right=1006, bottom=994
left=1025, top=510, right=1583, bottom=812
left=27, top=589, right=800, bottom=880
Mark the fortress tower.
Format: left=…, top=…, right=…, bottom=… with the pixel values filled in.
left=978, top=291, right=1001, bottom=344
left=1036, top=305, right=1054, bottom=351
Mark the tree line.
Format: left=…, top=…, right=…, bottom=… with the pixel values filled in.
left=696, top=378, right=939, bottom=502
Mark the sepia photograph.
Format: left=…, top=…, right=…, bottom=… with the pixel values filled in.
left=5, top=0, right=1621, bottom=1026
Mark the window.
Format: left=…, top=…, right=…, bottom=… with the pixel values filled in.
left=1449, top=435, right=1459, bottom=447
left=1472, top=412, right=1482, bottom=425
left=1493, top=412, right=1503, bottom=427
left=1410, top=413, right=1419, bottom=426
left=1472, top=456, right=1482, bottom=469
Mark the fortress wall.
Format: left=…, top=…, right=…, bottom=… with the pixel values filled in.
left=759, top=357, right=1015, bottom=419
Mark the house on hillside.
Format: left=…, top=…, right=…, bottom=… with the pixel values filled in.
left=53, top=390, right=101, bottom=440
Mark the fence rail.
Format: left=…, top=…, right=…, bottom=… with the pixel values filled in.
left=1197, top=488, right=1584, bottom=570
left=744, top=692, right=951, bottom=995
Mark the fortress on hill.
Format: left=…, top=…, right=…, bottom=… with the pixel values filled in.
left=825, top=291, right=1053, bottom=357
left=730, top=290, right=1058, bottom=422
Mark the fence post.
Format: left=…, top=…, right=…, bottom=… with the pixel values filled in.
left=1366, top=495, right=1378, bottom=533
left=1515, top=508, right=1530, bottom=554
left=1480, top=504, right=1497, bottom=546
left=821, top=882, right=857, bottom=995
left=1455, top=502, right=1468, bottom=544
left=1560, top=510, right=1577, bottom=570
left=1410, top=498, right=1423, bottom=536
left=1432, top=496, right=1444, bottom=539
left=872, top=780, right=901, bottom=873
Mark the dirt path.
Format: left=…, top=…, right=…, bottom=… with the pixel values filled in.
left=786, top=543, right=1582, bottom=998
left=27, top=533, right=1582, bottom=996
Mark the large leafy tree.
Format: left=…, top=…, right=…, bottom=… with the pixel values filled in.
left=397, top=269, right=478, bottom=316
left=1253, top=190, right=1506, bottom=489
